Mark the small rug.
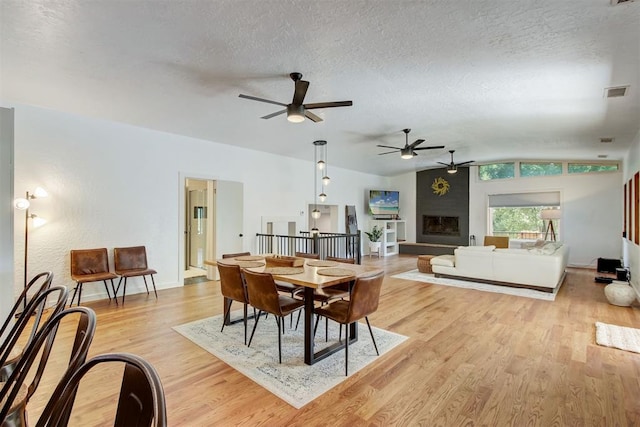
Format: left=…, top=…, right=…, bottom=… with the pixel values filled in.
left=173, top=313, right=407, bottom=408
left=595, top=322, right=640, bottom=353
left=392, top=269, right=559, bottom=301
left=317, top=268, right=356, bottom=277
left=264, top=266, right=304, bottom=275
left=306, top=260, right=339, bottom=267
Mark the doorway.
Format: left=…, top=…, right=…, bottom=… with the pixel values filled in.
left=307, top=204, right=339, bottom=232
left=185, top=179, right=209, bottom=283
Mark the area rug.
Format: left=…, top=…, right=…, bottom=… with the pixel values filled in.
left=172, top=312, right=407, bottom=408
left=392, top=269, right=559, bottom=301
left=595, top=322, right=640, bottom=353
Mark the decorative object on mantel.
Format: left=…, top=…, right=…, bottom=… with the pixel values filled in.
left=431, top=177, right=450, bottom=196
left=604, top=281, right=637, bottom=307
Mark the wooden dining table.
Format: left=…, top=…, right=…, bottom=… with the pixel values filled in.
left=209, top=255, right=383, bottom=365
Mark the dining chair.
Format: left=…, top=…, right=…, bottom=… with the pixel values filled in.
left=36, top=352, right=167, bottom=427
left=0, top=271, right=53, bottom=381
left=216, top=262, right=251, bottom=345
left=314, top=270, right=385, bottom=376
left=0, top=302, right=96, bottom=426
left=69, top=248, right=119, bottom=307
left=221, top=252, right=251, bottom=259
left=113, top=246, right=158, bottom=305
left=243, top=270, right=304, bottom=363
left=294, top=252, right=320, bottom=259
left=483, top=235, right=509, bottom=248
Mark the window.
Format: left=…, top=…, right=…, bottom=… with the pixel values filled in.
left=568, top=163, right=618, bottom=174
left=488, top=192, right=560, bottom=239
left=520, top=162, right=562, bottom=177
left=479, top=163, right=515, bottom=181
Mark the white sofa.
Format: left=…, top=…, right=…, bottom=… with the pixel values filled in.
left=430, top=243, right=569, bottom=292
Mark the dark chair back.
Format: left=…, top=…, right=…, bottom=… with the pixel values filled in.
left=347, top=271, right=384, bottom=322
left=222, top=252, right=251, bottom=259
left=326, top=256, right=356, bottom=264
left=295, top=252, right=320, bottom=259
left=216, top=262, right=248, bottom=303
left=1, top=300, right=96, bottom=425
left=36, top=353, right=167, bottom=427
left=114, top=246, right=149, bottom=271
left=243, top=270, right=282, bottom=316
left=70, top=248, right=111, bottom=277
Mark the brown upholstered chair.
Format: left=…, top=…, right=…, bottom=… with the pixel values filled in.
left=36, top=353, right=167, bottom=427
left=1, top=300, right=96, bottom=426
left=243, top=270, right=304, bottom=363
left=216, top=262, right=251, bottom=345
left=113, top=246, right=158, bottom=305
left=0, top=271, right=53, bottom=381
left=222, top=252, right=251, bottom=259
left=315, top=271, right=385, bottom=375
left=483, top=236, right=509, bottom=249
left=70, top=248, right=118, bottom=307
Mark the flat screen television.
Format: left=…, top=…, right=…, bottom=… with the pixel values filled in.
left=368, top=190, right=400, bottom=217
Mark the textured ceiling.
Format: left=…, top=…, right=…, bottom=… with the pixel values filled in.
left=1, top=0, right=639, bottom=176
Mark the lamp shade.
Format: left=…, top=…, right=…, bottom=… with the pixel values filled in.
left=540, top=208, right=561, bottom=220
left=14, top=198, right=30, bottom=210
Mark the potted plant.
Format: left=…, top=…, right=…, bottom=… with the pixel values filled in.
left=364, top=225, right=383, bottom=255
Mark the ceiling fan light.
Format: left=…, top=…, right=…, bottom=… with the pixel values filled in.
left=400, top=148, right=413, bottom=159
left=447, top=166, right=457, bottom=174
left=287, top=104, right=305, bottom=123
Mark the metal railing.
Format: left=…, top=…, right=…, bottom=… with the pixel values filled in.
left=492, top=231, right=547, bottom=240
left=256, top=231, right=361, bottom=264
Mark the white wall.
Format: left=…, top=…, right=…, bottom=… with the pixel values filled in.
left=623, top=130, right=640, bottom=291
left=389, top=172, right=416, bottom=242
left=1, top=108, right=15, bottom=323
left=9, top=104, right=386, bottom=302
left=469, top=165, right=622, bottom=267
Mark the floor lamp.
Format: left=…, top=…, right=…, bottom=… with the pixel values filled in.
left=540, top=208, right=561, bottom=241
left=13, top=187, right=48, bottom=309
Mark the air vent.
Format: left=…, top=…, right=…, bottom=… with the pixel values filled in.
left=600, top=137, right=615, bottom=143
left=611, top=0, right=635, bottom=5
left=605, top=86, right=629, bottom=97
left=598, top=154, right=608, bottom=159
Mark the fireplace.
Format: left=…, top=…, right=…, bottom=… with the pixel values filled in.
left=423, top=215, right=460, bottom=236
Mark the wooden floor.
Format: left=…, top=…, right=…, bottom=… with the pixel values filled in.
left=24, top=254, right=640, bottom=426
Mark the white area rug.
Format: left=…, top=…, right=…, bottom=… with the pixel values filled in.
left=392, top=269, right=559, bottom=301
left=595, top=322, right=640, bottom=353
left=173, top=312, right=407, bottom=408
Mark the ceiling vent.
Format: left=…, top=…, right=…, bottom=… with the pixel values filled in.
left=598, top=154, right=608, bottom=159
left=611, top=0, right=635, bottom=5
left=605, top=86, right=629, bottom=97
left=600, top=137, right=615, bottom=143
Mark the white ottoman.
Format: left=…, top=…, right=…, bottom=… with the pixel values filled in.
left=604, top=281, right=637, bottom=307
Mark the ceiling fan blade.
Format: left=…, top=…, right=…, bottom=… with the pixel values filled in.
left=304, top=110, right=323, bottom=123
left=378, top=150, right=398, bottom=155
left=436, top=162, right=449, bottom=166
left=239, top=94, right=287, bottom=107
left=408, top=139, right=425, bottom=149
left=292, top=80, right=309, bottom=105
left=261, top=109, right=287, bottom=119
left=376, top=145, right=402, bottom=150
left=413, top=145, right=446, bottom=151
left=456, top=161, right=474, bottom=166
left=304, top=101, right=353, bottom=109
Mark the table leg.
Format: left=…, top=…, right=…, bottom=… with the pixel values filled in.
left=304, top=287, right=314, bottom=365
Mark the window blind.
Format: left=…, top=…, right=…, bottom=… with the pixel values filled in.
left=488, top=191, right=560, bottom=208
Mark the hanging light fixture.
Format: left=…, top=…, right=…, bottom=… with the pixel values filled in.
left=312, top=140, right=329, bottom=232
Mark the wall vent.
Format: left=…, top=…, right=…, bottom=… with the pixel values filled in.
left=598, top=154, right=608, bottom=158
left=605, top=86, right=629, bottom=97
left=600, top=137, right=615, bottom=143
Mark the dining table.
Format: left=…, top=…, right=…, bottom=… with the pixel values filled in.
left=209, top=255, right=384, bottom=365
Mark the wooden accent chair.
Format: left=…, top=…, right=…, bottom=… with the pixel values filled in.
left=243, top=270, right=304, bottom=363
left=483, top=236, right=509, bottom=249
left=315, top=271, right=385, bottom=376
left=70, top=248, right=118, bottom=307
left=113, top=246, right=158, bottom=305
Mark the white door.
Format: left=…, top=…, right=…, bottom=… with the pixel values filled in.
left=209, top=180, right=244, bottom=279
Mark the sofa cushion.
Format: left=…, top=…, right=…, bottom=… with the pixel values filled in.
left=457, top=245, right=496, bottom=251
left=430, top=254, right=455, bottom=267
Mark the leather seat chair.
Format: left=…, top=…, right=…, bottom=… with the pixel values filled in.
left=113, top=246, right=158, bottom=305
left=216, top=262, right=251, bottom=345
left=70, top=248, right=118, bottom=307
left=243, top=270, right=304, bottom=363
left=315, top=271, right=385, bottom=376
left=483, top=236, right=509, bottom=248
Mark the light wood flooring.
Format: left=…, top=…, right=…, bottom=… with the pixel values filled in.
left=22, top=254, right=640, bottom=426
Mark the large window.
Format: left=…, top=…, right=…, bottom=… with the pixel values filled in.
left=488, top=192, right=560, bottom=240
left=479, top=163, right=515, bottom=181
left=568, top=163, right=618, bottom=174
left=520, top=162, right=562, bottom=177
